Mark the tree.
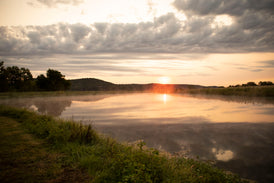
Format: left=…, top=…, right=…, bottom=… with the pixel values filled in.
left=242, top=82, right=257, bottom=87
left=259, top=81, right=273, bottom=86
left=0, top=61, right=9, bottom=91
left=0, top=61, right=34, bottom=91
left=36, top=74, right=49, bottom=90
left=36, top=69, right=70, bottom=91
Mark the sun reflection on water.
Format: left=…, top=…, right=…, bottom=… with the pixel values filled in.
left=157, top=93, right=173, bottom=104
left=163, top=94, right=167, bottom=103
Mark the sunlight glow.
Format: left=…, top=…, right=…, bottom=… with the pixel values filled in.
left=155, top=93, right=170, bottom=103
left=50, top=0, right=178, bottom=24
left=75, top=0, right=157, bottom=24
left=158, top=77, right=170, bottom=84
left=211, top=15, right=233, bottom=29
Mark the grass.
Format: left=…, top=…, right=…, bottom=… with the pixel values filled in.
left=185, top=86, right=274, bottom=97
left=0, top=116, right=91, bottom=183
left=0, top=105, right=248, bottom=182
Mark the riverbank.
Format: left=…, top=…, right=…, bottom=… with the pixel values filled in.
left=0, top=116, right=91, bottom=182
left=0, top=106, right=247, bottom=182
left=1, top=85, right=274, bottom=99
left=185, top=86, right=274, bottom=97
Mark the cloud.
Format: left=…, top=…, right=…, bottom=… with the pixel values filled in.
left=2, top=55, right=146, bottom=79
left=0, top=9, right=273, bottom=56
left=29, top=0, right=84, bottom=8
left=173, top=0, right=274, bottom=16
left=259, top=60, right=274, bottom=68
left=204, top=66, right=218, bottom=71
left=236, top=67, right=263, bottom=73
left=172, top=0, right=274, bottom=52
left=235, top=60, right=274, bottom=73
left=180, top=72, right=212, bottom=77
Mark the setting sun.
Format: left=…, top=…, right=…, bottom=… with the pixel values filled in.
left=0, top=1, right=273, bottom=182
left=158, top=77, right=170, bottom=84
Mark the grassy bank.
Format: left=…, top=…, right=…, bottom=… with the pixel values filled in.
left=186, top=86, right=274, bottom=97
left=0, top=116, right=91, bottom=182
left=0, top=106, right=247, bottom=182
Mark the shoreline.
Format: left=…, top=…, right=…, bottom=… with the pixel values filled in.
left=0, top=105, right=247, bottom=182
left=0, top=85, right=274, bottom=99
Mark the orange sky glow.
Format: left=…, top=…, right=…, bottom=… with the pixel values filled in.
left=0, top=0, right=273, bottom=86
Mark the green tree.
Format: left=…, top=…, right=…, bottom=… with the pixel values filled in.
left=36, top=69, right=70, bottom=91
left=0, top=62, right=34, bottom=91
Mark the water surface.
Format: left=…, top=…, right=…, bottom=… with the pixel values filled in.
left=1, top=93, right=273, bottom=182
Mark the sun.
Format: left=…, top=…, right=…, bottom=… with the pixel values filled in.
left=158, top=77, right=170, bottom=84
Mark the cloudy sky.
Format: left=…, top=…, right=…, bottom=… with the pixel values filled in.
left=0, top=0, right=274, bottom=86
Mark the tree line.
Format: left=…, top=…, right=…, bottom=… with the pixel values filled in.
left=0, top=62, right=70, bottom=92
left=228, top=81, right=274, bottom=88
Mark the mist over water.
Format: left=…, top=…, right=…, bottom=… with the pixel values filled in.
left=1, top=93, right=273, bottom=182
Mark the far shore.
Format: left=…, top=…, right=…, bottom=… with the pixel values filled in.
left=0, top=85, right=274, bottom=98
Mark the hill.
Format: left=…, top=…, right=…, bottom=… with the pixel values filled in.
left=70, top=78, right=117, bottom=91
left=70, top=78, right=206, bottom=92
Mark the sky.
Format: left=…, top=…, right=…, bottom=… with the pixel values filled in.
left=0, top=0, right=274, bottom=86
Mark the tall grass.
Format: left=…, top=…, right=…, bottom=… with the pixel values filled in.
left=0, top=105, right=247, bottom=182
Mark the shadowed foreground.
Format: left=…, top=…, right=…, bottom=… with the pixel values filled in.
left=0, top=116, right=91, bottom=183
left=0, top=106, right=248, bottom=183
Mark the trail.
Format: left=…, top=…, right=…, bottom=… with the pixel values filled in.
left=0, top=116, right=91, bottom=183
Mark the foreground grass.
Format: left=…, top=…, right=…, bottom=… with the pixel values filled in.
left=0, top=116, right=91, bottom=183
left=0, top=106, right=247, bottom=183
left=186, top=86, right=274, bottom=97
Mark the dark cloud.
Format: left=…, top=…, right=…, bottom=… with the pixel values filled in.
left=172, top=0, right=274, bottom=52
left=30, top=0, right=84, bottom=7
left=0, top=7, right=274, bottom=57
left=173, top=0, right=274, bottom=16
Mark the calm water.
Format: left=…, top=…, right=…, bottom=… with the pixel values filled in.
left=1, top=93, right=274, bottom=182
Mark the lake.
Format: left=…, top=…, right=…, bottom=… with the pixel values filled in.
left=1, top=93, right=273, bottom=182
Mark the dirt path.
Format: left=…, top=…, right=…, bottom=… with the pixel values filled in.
left=0, top=116, right=91, bottom=183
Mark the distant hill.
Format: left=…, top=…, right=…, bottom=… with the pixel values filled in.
left=70, top=78, right=207, bottom=92
left=70, top=78, right=117, bottom=91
